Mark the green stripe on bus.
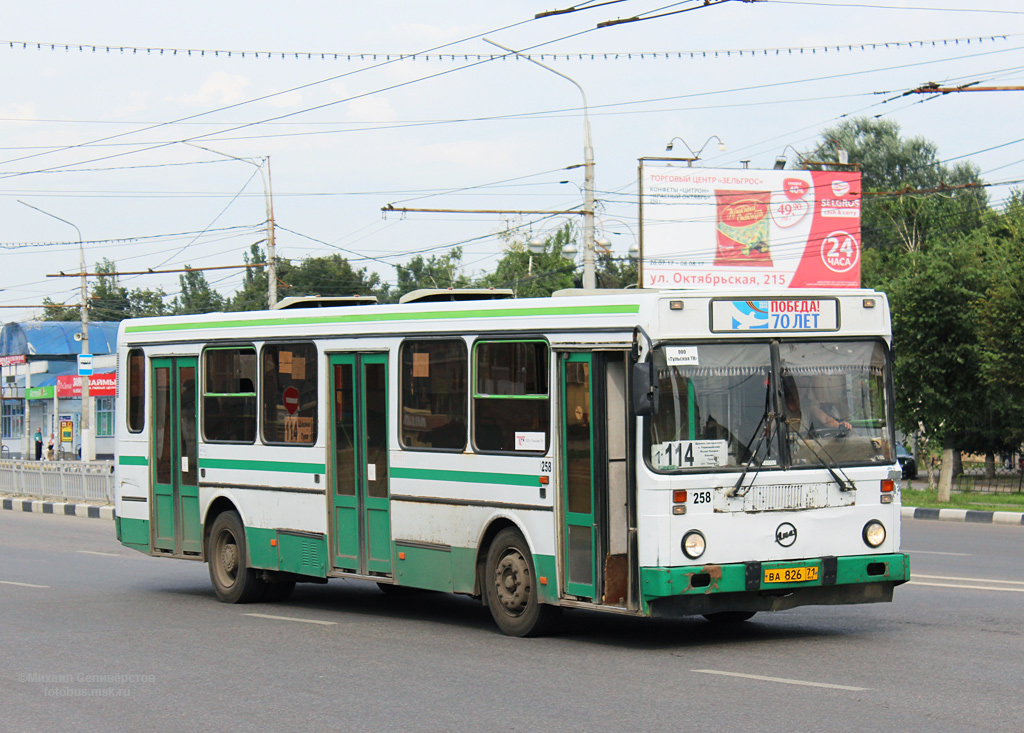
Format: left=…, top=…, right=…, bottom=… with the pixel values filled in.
left=124, top=303, right=640, bottom=334
left=391, top=466, right=539, bottom=487
left=118, top=455, right=149, bottom=466
left=199, top=458, right=326, bottom=474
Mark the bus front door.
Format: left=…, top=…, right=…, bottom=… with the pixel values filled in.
left=329, top=353, right=392, bottom=576
left=560, top=351, right=633, bottom=608
left=151, top=357, right=201, bottom=556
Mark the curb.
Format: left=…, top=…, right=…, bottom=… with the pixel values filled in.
left=902, top=506, right=1024, bottom=526
left=1, top=497, right=114, bottom=520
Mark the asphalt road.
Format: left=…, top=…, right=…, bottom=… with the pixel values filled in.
left=2, top=511, right=1022, bottom=732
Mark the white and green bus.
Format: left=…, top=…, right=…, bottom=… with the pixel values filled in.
left=114, top=288, right=909, bottom=636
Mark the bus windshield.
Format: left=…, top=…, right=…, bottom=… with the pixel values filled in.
left=647, top=340, right=892, bottom=472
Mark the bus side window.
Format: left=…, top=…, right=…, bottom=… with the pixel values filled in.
left=400, top=339, right=468, bottom=451
left=261, top=343, right=318, bottom=445
left=126, top=348, right=145, bottom=433
left=473, top=340, right=549, bottom=454
left=202, top=346, right=257, bottom=443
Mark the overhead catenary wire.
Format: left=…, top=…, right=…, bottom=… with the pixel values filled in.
left=2, top=34, right=1018, bottom=182
left=1, top=33, right=1007, bottom=62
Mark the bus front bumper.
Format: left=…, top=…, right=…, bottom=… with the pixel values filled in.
left=640, top=552, right=909, bottom=618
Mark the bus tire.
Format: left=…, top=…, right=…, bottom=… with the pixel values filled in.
left=207, top=510, right=266, bottom=603
left=484, top=528, right=559, bottom=637
left=703, top=611, right=757, bottom=624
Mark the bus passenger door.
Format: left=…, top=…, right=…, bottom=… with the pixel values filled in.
left=151, top=357, right=201, bottom=556
left=561, top=353, right=598, bottom=600
left=559, top=351, right=633, bottom=608
left=329, top=353, right=392, bottom=576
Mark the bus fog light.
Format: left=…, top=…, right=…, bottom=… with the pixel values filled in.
left=863, top=520, right=886, bottom=548
left=682, top=531, right=706, bottom=559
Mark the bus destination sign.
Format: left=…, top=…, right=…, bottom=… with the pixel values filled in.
left=711, top=298, right=838, bottom=333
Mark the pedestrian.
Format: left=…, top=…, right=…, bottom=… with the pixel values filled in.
left=46, top=433, right=54, bottom=460
left=34, top=428, right=43, bottom=460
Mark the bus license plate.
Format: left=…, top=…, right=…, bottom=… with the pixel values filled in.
left=764, top=565, right=819, bottom=584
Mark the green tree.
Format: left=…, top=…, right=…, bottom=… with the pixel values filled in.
left=596, top=252, right=638, bottom=289
left=173, top=267, right=225, bottom=314
left=280, top=254, right=389, bottom=301
left=230, top=244, right=269, bottom=311
left=128, top=287, right=168, bottom=318
left=40, top=298, right=80, bottom=321
left=885, top=236, right=996, bottom=500
left=41, top=258, right=167, bottom=321
left=478, top=223, right=578, bottom=297
left=394, top=247, right=470, bottom=301
left=807, top=117, right=987, bottom=259
left=89, top=259, right=131, bottom=321
left=977, top=190, right=1024, bottom=411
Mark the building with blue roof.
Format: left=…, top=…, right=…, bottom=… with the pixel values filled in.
left=0, top=321, right=119, bottom=460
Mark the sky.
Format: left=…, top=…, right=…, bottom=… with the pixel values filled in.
left=2, top=0, right=1022, bottom=320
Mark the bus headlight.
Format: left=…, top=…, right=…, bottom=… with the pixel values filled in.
left=862, top=520, right=886, bottom=548
left=682, top=531, right=706, bottom=560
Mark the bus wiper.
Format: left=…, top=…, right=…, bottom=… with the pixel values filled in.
left=791, top=428, right=856, bottom=492
left=729, top=396, right=776, bottom=498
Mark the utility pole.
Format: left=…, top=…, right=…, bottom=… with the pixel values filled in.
left=484, top=39, right=596, bottom=289
left=184, top=143, right=277, bottom=307
left=265, top=156, right=278, bottom=308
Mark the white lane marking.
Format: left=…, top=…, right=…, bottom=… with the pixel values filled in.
left=907, top=550, right=971, bottom=556
left=244, top=613, right=337, bottom=626
left=908, top=581, right=1024, bottom=593
left=0, top=580, right=50, bottom=588
left=77, top=550, right=122, bottom=557
left=692, top=669, right=869, bottom=691
left=913, top=574, right=1024, bottom=586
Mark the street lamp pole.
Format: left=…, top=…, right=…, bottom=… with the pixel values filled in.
left=19, top=200, right=93, bottom=461
left=484, top=39, right=596, bottom=289
left=185, top=143, right=278, bottom=307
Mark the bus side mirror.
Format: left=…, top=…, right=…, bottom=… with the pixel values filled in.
left=632, top=362, right=658, bottom=417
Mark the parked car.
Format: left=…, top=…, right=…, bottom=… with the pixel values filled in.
left=896, top=444, right=918, bottom=480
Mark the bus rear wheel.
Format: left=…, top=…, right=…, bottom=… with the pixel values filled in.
left=484, top=528, right=559, bottom=637
left=208, top=510, right=266, bottom=603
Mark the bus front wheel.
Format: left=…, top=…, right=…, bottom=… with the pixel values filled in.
left=484, top=528, right=559, bottom=637
left=208, top=510, right=266, bottom=603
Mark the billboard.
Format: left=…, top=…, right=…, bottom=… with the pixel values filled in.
left=56, top=372, right=116, bottom=398
left=639, top=164, right=861, bottom=290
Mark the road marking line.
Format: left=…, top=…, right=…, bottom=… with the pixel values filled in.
left=908, top=581, right=1024, bottom=593
left=244, top=613, right=337, bottom=626
left=691, top=669, right=869, bottom=691
left=913, top=574, right=1024, bottom=586
left=77, top=550, right=122, bottom=557
left=0, top=580, right=50, bottom=588
left=907, top=550, right=972, bottom=556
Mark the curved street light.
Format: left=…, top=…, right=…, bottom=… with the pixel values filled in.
left=18, top=200, right=94, bottom=462
left=484, top=38, right=596, bottom=289
left=185, top=143, right=278, bottom=307
left=664, top=135, right=726, bottom=166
